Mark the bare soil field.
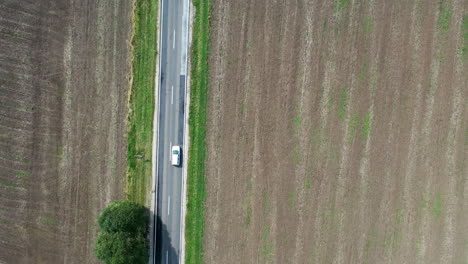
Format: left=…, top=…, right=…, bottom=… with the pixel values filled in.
left=205, top=0, right=467, bottom=263
left=0, top=0, right=132, bottom=263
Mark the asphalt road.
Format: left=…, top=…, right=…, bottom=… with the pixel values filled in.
left=153, top=0, right=189, bottom=263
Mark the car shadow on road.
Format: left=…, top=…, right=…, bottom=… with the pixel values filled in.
left=154, top=214, right=179, bottom=263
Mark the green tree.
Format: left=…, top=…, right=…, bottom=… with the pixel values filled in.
left=98, top=200, right=147, bottom=234
left=94, top=232, right=148, bottom=264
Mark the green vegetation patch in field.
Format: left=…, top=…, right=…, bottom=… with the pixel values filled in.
left=361, top=111, right=372, bottom=140
left=40, top=217, right=61, bottom=227
left=288, top=189, right=298, bottom=209
left=305, top=175, right=313, bottom=191
left=362, top=15, right=374, bottom=33
left=335, top=0, right=351, bottom=12
left=348, top=113, right=360, bottom=144
left=359, top=63, right=368, bottom=85
left=126, top=0, right=158, bottom=205
left=245, top=205, right=252, bottom=226
left=292, top=113, right=302, bottom=133
left=15, top=171, right=30, bottom=179
left=0, top=178, right=21, bottom=188
left=338, top=88, right=349, bottom=121
left=462, top=15, right=468, bottom=57
left=431, top=193, right=443, bottom=219
left=185, top=0, right=211, bottom=262
left=292, top=145, right=302, bottom=165
left=437, top=6, right=452, bottom=32
left=260, top=226, right=275, bottom=262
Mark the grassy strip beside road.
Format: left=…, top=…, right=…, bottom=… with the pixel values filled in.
left=126, top=0, right=158, bottom=205
left=185, top=0, right=211, bottom=263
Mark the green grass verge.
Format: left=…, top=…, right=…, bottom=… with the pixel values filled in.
left=185, top=0, right=211, bottom=262
left=126, top=0, right=158, bottom=205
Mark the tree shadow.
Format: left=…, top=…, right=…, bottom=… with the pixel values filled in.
left=148, top=209, right=179, bottom=264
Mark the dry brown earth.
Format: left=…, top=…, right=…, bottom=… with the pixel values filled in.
left=205, top=0, right=467, bottom=263
left=0, top=0, right=132, bottom=263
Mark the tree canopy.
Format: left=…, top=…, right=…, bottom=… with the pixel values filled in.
left=98, top=200, right=148, bottom=234
left=94, top=232, right=148, bottom=264
left=94, top=200, right=149, bottom=264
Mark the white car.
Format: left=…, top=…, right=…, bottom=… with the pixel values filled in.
left=171, top=145, right=181, bottom=166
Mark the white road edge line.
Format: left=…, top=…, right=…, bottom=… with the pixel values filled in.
left=173, top=29, right=175, bottom=49
left=171, top=85, right=174, bottom=104
left=168, top=196, right=170, bottom=215
left=166, top=251, right=168, bottom=264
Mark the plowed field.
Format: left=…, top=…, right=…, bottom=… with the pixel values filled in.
left=0, top=1, right=132, bottom=263
left=205, top=0, right=467, bottom=263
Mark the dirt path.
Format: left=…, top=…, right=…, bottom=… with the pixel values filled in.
left=0, top=1, right=132, bottom=263
left=205, top=0, right=467, bottom=263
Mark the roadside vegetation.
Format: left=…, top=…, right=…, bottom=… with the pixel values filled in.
left=94, top=200, right=149, bottom=264
left=126, top=0, right=158, bottom=205
left=185, top=0, right=211, bottom=262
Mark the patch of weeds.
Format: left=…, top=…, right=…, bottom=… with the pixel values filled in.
left=15, top=171, right=30, bottom=180
left=0, top=32, right=18, bottom=39
left=239, top=102, right=246, bottom=114
left=415, top=234, right=424, bottom=257
left=323, top=19, right=328, bottom=30
left=0, top=179, right=21, bottom=188
left=347, top=113, right=360, bottom=144
left=245, top=206, right=252, bottom=226
left=325, top=142, right=340, bottom=164
left=308, top=248, right=318, bottom=264
left=262, top=191, right=272, bottom=215
left=359, top=63, right=368, bottom=86
left=384, top=231, right=401, bottom=249
left=418, top=197, right=428, bottom=217
left=334, top=0, right=350, bottom=12
left=462, top=15, right=468, bottom=57
left=56, top=144, right=63, bottom=157
left=437, top=6, right=452, bottom=32
left=365, top=237, right=374, bottom=251
left=361, top=111, right=372, bottom=140
left=260, top=226, right=274, bottom=262
left=287, top=190, right=298, bottom=209
left=369, top=67, right=378, bottom=92
left=15, top=104, right=36, bottom=112
left=465, top=129, right=468, bottom=146
left=247, top=181, right=253, bottom=193
left=305, top=176, right=313, bottom=191
left=338, top=88, right=349, bottom=121
left=431, top=193, right=443, bottom=219
left=327, top=94, right=335, bottom=110
left=395, top=208, right=405, bottom=225
left=40, top=217, right=60, bottom=227
left=293, top=146, right=302, bottom=165
left=58, top=86, right=65, bottom=95
left=310, top=128, right=322, bottom=147
left=15, top=156, right=29, bottom=165
left=321, top=201, right=337, bottom=223
left=292, top=113, right=302, bottom=133
left=362, top=16, right=374, bottom=33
